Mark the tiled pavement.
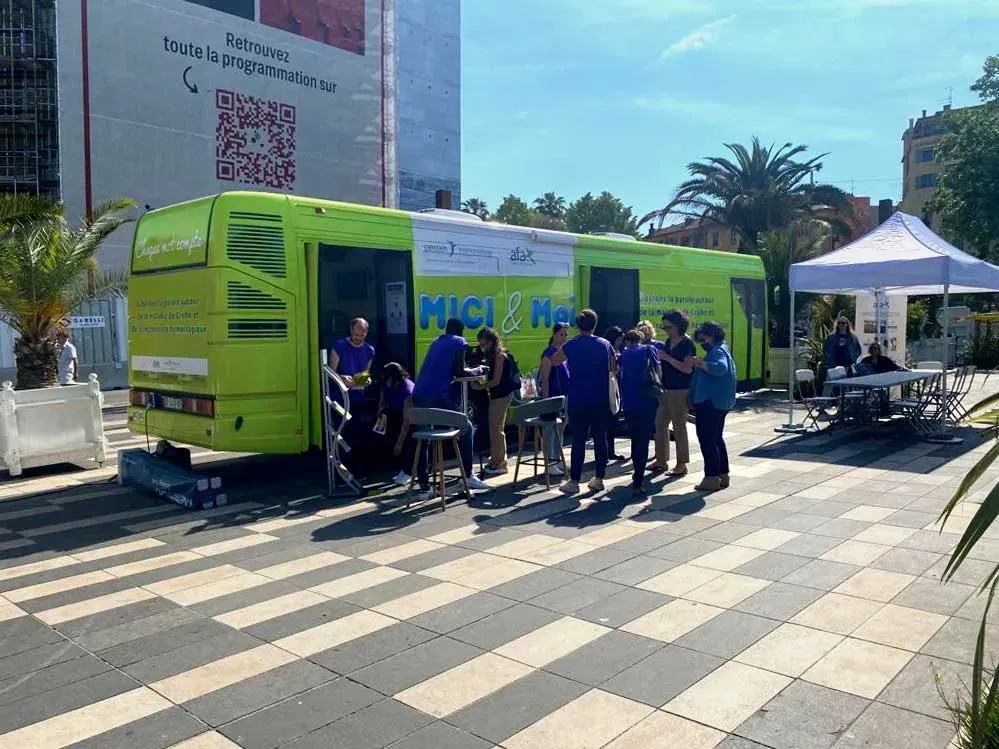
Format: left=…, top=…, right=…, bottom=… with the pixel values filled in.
left=0, top=393, right=996, bottom=748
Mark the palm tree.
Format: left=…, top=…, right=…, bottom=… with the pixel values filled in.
left=533, top=192, right=567, bottom=219
left=0, top=197, right=137, bottom=389
left=460, top=198, right=489, bottom=220
left=641, top=137, right=853, bottom=251
left=757, top=219, right=830, bottom=346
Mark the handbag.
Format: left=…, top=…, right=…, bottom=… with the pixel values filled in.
left=643, top=347, right=665, bottom=401
left=608, top=349, right=621, bottom=415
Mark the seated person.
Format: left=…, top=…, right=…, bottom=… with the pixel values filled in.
left=857, top=343, right=901, bottom=375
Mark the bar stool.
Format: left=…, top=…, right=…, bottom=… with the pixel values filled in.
left=512, top=396, right=566, bottom=489
left=406, top=407, right=471, bottom=512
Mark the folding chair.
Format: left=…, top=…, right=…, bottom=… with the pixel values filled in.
left=890, top=372, right=942, bottom=436
left=406, top=407, right=472, bottom=511
left=942, top=365, right=977, bottom=422
left=511, top=396, right=566, bottom=489
left=795, top=369, right=839, bottom=430
left=825, top=366, right=867, bottom=423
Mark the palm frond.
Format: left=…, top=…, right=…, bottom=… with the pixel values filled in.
left=941, top=451, right=999, bottom=582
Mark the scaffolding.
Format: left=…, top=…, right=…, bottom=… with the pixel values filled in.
left=0, top=0, right=58, bottom=199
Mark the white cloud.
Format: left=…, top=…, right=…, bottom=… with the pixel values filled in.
left=661, top=15, right=736, bottom=58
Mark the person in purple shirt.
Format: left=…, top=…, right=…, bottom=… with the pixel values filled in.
left=618, top=329, right=661, bottom=497
left=412, top=318, right=492, bottom=497
left=602, top=325, right=626, bottom=463
left=378, top=362, right=416, bottom=486
left=538, top=323, right=570, bottom=477
left=550, top=309, right=614, bottom=495
left=328, top=317, right=376, bottom=408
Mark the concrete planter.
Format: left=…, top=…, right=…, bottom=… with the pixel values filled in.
left=766, top=348, right=808, bottom=387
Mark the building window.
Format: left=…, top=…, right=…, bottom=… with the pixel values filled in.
left=916, top=173, right=937, bottom=190
left=917, top=147, right=935, bottom=163
left=711, top=231, right=719, bottom=248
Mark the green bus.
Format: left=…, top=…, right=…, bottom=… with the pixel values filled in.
left=127, top=191, right=767, bottom=454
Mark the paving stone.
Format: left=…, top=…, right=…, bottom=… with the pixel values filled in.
left=601, top=644, right=724, bottom=707
left=189, top=579, right=300, bottom=617
left=833, top=702, right=956, bottom=748
left=242, top=598, right=362, bottom=642
left=880, top=654, right=969, bottom=722
left=647, top=537, right=725, bottom=562
left=675, top=610, right=780, bottom=660
left=529, top=577, right=627, bottom=615
left=309, top=621, right=437, bottom=675
left=62, top=706, right=205, bottom=749
left=16, top=576, right=137, bottom=614
left=390, top=545, right=478, bottom=573
left=892, top=578, right=976, bottom=616
left=554, top=547, right=637, bottom=575
left=776, top=533, right=844, bottom=559
left=782, top=559, right=863, bottom=591
left=122, top=630, right=261, bottom=683
left=221, top=679, right=383, bottom=749
left=97, top=616, right=236, bottom=667
left=449, top=603, right=563, bottom=650
left=543, top=628, right=663, bottom=686
left=870, top=547, right=944, bottom=576
left=574, top=587, right=672, bottom=628
left=0, top=651, right=109, bottom=706
left=771, top=513, right=830, bottom=533
left=736, top=679, right=869, bottom=749
left=734, top=581, right=826, bottom=621
left=487, top=568, right=582, bottom=601
left=0, top=617, right=65, bottom=659
left=341, top=573, right=440, bottom=610
left=351, top=636, right=482, bottom=696
left=0, top=640, right=88, bottom=681
left=0, top=669, right=137, bottom=733
left=921, top=615, right=999, bottom=665
left=285, top=697, right=432, bottom=749
left=592, top=554, right=680, bottom=586
left=447, top=670, right=588, bottom=744
left=384, top=721, right=493, bottom=749
left=734, top=551, right=811, bottom=581
left=184, top=658, right=336, bottom=726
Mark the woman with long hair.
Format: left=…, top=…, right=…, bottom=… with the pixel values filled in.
left=618, top=329, right=661, bottom=497
left=538, top=322, right=570, bottom=476
left=824, top=316, right=861, bottom=371
left=475, top=327, right=517, bottom=475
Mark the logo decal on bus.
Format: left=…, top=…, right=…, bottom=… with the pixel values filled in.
left=419, top=293, right=575, bottom=334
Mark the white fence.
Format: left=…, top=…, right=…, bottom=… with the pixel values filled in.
left=0, top=373, right=108, bottom=477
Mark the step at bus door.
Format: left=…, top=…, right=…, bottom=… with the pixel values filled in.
left=589, top=267, right=640, bottom=337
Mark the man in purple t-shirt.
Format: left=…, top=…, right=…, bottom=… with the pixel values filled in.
left=329, top=317, right=376, bottom=405
left=551, top=309, right=613, bottom=495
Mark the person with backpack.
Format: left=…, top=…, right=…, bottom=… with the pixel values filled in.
left=618, top=329, right=662, bottom=497
left=474, top=327, right=520, bottom=476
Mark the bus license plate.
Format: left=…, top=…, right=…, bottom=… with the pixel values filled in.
left=162, top=396, right=183, bottom=411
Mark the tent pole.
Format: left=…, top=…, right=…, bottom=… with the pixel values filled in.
left=927, top=283, right=962, bottom=444
left=788, top=290, right=795, bottom=424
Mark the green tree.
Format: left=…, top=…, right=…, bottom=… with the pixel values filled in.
left=0, top=196, right=136, bottom=389
left=757, top=219, right=830, bottom=346
left=493, top=194, right=532, bottom=226
left=927, top=54, right=999, bottom=260
left=533, top=192, right=567, bottom=219
left=643, top=137, right=852, bottom=251
left=525, top=211, right=567, bottom=231
left=564, top=192, right=638, bottom=235
left=460, top=197, right=490, bottom=220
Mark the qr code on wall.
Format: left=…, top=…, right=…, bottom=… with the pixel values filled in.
left=216, top=89, right=296, bottom=190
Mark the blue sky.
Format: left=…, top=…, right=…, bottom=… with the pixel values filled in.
left=461, top=0, right=999, bottom=226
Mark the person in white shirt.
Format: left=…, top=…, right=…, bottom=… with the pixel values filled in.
left=56, top=329, right=78, bottom=385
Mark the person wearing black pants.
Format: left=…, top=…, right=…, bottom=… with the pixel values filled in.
left=618, top=329, right=660, bottom=497
left=689, top=321, right=738, bottom=492
left=551, top=309, right=615, bottom=495
left=601, top=326, right=625, bottom=462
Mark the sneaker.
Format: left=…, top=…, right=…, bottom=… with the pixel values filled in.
left=482, top=464, right=508, bottom=476
left=467, top=476, right=493, bottom=493
left=560, top=480, right=580, bottom=495
left=393, top=471, right=411, bottom=486
left=411, top=487, right=433, bottom=501
left=548, top=462, right=565, bottom=477
left=588, top=477, right=605, bottom=493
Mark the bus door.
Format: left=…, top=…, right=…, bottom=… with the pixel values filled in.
left=730, top=278, right=766, bottom=390
left=589, top=267, right=640, bottom=336
left=317, top=244, right=415, bottom=375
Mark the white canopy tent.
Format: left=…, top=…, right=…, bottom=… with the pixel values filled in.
left=783, top=211, right=999, bottom=433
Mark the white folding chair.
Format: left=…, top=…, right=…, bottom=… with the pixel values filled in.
left=890, top=372, right=943, bottom=436
left=795, top=369, right=838, bottom=430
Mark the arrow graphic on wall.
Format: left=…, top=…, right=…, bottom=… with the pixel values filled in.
left=183, top=66, right=199, bottom=94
